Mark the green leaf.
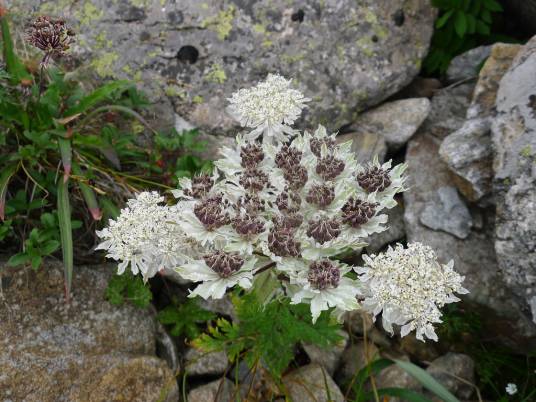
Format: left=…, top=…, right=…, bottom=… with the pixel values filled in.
left=7, top=252, right=31, bottom=267
left=466, top=13, right=476, bottom=34
left=157, top=298, right=215, bottom=339
left=0, top=16, right=31, bottom=84
left=375, top=388, right=433, bottom=402
left=476, top=20, right=491, bottom=35
left=482, top=0, right=503, bottom=12
left=63, top=80, right=131, bottom=116
left=0, top=163, right=18, bottom=220
left=58, top=138, right=72, bottom=182
left=31, top=255, right=42, bottom=270
left=101, top=197, right=120, bottom=220
left=40, top=239, right=61, bottom=255
left=105, top=272, right=152, bottom=308
left=72, top=162, right=102, bottom=220
left=57, top=178, right=73, bottom=299
left=435, top=9, right=454, bottom=28
left=454, top=10, right=467, bottom=37
left=394, top=359, right=461, bottom=402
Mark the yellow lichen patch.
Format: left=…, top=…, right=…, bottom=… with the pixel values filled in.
left=356, top=37, right=375, bottom=57
left=262, top=39, right=273, bottom=48
left=165, top=85, right=186, bottom=98
left=520, top=145, right=533, bottom=158
left=192, top=95, right=204, bottom=104
left=253, top=24, right=266, bottom=34
left=205, top=63, right=227, bottom=84
left=363, top=9, right=378, bottom=25
left=131, top=120, right=145, bottom=134
left=75, top=2, right=104, bottom=26
left=91, top=52, right=119, bottom=78
left=94, top=32, right=113, bottom=50
left=202, top=5, right=236, bottom=41
left=130, top=0, right=150, bottom=8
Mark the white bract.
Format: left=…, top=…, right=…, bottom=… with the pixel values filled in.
left=505, top=383, right=518, bottom=395
left=97, top=74, right=468, bottom=340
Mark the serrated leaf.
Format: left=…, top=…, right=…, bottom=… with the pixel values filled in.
left=394, top=359, right=461, bottom=402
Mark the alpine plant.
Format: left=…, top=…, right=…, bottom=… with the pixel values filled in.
left=97, top=74, right=468, bottom=341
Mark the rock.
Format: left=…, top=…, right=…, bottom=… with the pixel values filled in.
left=400, top=334, right=440, bottom=362
left=343, top=310, right=374, bottom=336
left=446, top=46, right=492, bottom=83
left=8, top=0, right=436, bottom=134
left=404, top=85, right=536, bottom=351
left=284, top=364, right=344, bottom=402
left=365, top=201, right=405, bottom=253
left=419, top=186, right=473, bottom=239
left=348, top=98, right=431, bottom=151
left=339, top=341, right=379, bottom=384
left=184, top=348, right=228, bottom=376
left=187, top=378, right=234, bottom=402
left=0, top=262, right=178, bottom=402
left=426, top=353, right=475, bottom=400
left=491, top=35, right=536, bottom=325
left=337, top=131, right=387, bottom=164
left=302, top=330, right=349, bottom=376
left=198, top=294, right=236, bottom=320
left=229, top=360, right=279, bottom=401
left=391, top=76, right=443, bottom=100
left=376, top=362, right=421, bottom=394
left=440, top=44, right=522, bottom=203
left=156, top=321, right=180, bottom=373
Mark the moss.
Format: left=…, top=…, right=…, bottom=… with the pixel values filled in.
left=520, top=145, right=532, bottom=158
left=205, top=63, right=227, bottom=84
left=202, top=5, right=236, bottom=41
left=91, top=52, right=119, bottom=78
left=192, top=95, right=204, bottom=104
left=75, top=1, right=104, bottom=26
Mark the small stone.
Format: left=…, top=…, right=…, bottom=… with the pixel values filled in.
left=376, top=362, right=421, bottom=393
left=339, top=341, right=379, bottom=384
left=336, top=131, right=387, bottom=164
left=348, top=98, right=431, bottom=151
left=419, top=186, right=473, bottom=239
left=284, top=364, right=344, bottom=402
left=446, top=46, right=492, bottom=83
left=187, top=378, right=234, bottom=402
left=426, top=353, right=475, bottom=400
left=302, top=330, right=349, bottom=375
left=184, top=348, right=228, bottom=376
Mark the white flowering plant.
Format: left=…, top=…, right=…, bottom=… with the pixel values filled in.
left=97, top=74, right=468, bottom=343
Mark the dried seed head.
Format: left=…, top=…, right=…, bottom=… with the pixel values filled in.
left=236, top=194, right=265, bottom=214
left=239, top=168, right=269, bottom=192
left=240, top=142, right=264, bottom=168
left=267, top=226, right=301, bottom=257
left=316, top=155, right=345, bottom=181
left=193, top=194, right=230, bottom=230
left=356, top=166, right=392, bottom=193
left=308, top=259, right=340, bottom=290
left=272, top=213, right=303, bottom=230
left=26, top=16, right=74, bottom=62
left=283, top=164, right=308, bottom=189
left=232, top=213, right=265, bottom=238
left=184, top=173, right=214, bottom=199
left=203, top=250, right=244, bottom=278
left=276, top=188, right=301, bottom=213
left=341, top=198, right=378, bottom=228
left=306, top=217, right=341, bottom=244
left=310, top=137, right=336, bottom=157
left=275, top=145, right=302, bottom=169
left=305, top=183, right=335, bottom=208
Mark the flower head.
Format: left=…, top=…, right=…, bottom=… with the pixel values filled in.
left=26, top=16, right=75, bottom=65
left=227, top=74, right=309, bottom=143
left=357, top=243, right=468, bottom=342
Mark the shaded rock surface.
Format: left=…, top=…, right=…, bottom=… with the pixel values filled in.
left=0, top=262, right=178, bottom=402
left=8, top=0, right=435, bottom=134
left=439, top=44, right=522, bottom=203
left=184, top=348, right=228, bottom=377
left=187, top=378, right=234, bottom=402
left=348, top=98, right=431, bottom=151
left=426, top=353, right=475, bottom=400
left=338, top=341, right=379, bottom=384
left=491, top=35, right=536, bottom=324
left=283, top=363, right=344, bottom=402
left=404, top=84, right=536, bottom=351
left=446, top=45, right=492, bottom=83
left=302, top=330, right=349, bottom=376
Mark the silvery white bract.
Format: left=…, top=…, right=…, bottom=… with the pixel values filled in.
left=97, top=74, right=469, bottom=341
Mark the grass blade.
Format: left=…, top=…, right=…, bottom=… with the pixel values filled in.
left=0, top=13, right=31, bottom=84
left=0, top=163, right=18, bottom=220
left=57, top=178, right=73, bottom=300
left=58, top=138, right=72, bottom=182
left=72, top=162, right=102, bottom=220
left=64, top=80, right=131, bottom=116
left=394, top=359, right=460, bottom=402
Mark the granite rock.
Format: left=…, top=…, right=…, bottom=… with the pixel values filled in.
left=446, top=45, right=492, bottom=84
left=188, top=378, right=234, bottom=402
left=284, top=364, right=344, bottom=402
left=184, top=348, right=228, bottom=377
left=426, top=353, right=475, bottom=400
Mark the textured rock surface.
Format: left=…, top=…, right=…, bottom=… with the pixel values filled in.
left=0, top=262, right=178, bottom=402
left=338, top=341, right=379, bottom=384
left=419, top=186, right=473, bottom=239
left=440, top=44, right=522, bottom=203
left=426, top=353, right=475, bottom=400
left=284, top=364, right=344, bottom=402
left=491, top=36, right=536, bottom=324
left=8, top=0, right=435, bottom=134
left=188, top=378, right=234, bottom=402
left=302, top=330, right=349, bottom=376
left=376, top=362, right=421, bottom=393
left=446, top=45, right=492, bottom=83
left=184, top=348, right=228, bottom=376
left=348, top=98, right=431, bottom=150
left=404, top=84, right=536, bottom=351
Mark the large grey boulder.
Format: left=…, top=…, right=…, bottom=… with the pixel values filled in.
left=446, top=45, right=492, bottom=83
left=404, top=84, right=536, bottom=351
left=8, top=0, right=435, bottom=134
left=491, top=35, right=536, bottom=325
left=0, top=262, right=178, bottom=402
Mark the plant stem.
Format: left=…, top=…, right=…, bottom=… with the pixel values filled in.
left=363, top=318, right=380, bottom=402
